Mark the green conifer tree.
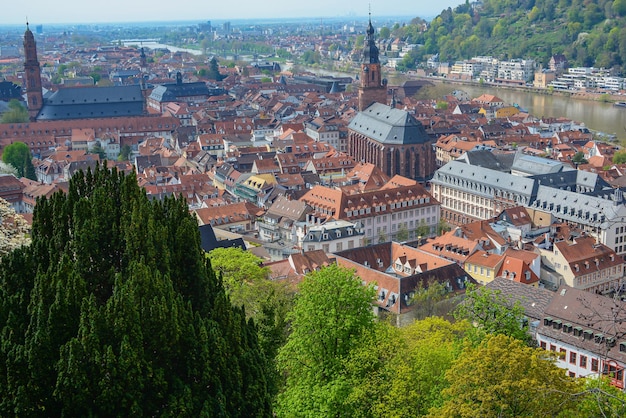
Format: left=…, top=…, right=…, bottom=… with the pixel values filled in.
left=0, top=163, right=272, bottom=417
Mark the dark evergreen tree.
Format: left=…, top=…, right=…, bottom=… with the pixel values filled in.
left=0, top=163, right=272, bottom=417
left=208, top=57, right=225, bottom=81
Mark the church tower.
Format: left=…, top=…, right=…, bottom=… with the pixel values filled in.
left=358, top=16, right=387, bottom=111
left=23, top=23, right=43, bottom=121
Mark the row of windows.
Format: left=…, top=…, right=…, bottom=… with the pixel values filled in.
left=540, top=341, right=597, bottom=371
left=3, top=124, right=174, bottom=137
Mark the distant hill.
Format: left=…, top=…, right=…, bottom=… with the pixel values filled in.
left=395, top=0, right=626, bottom=72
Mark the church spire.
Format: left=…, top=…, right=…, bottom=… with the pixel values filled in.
left=363, top=12, right=379, bottom=64
left=358, top=12, right=387, bottom=111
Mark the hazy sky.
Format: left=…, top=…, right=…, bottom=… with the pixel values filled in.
left=6, top=0, right=465, bottom=25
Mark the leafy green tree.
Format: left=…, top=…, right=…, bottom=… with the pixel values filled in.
left=89, top=143, right=106, bottom=159
left=208, top=247, right=294, bottom=399
left=396, top=224, right=409, bottom=242
left=615, top=0, right=626, bottom=17
left=379, top=26, right=391, bottom=39
left=429, top=334, right=581, bottom=418
left=276, top=264, right=376, bottom=417
left=567, top=376, right=626, bottom=418
left=573, top=151, right=588, bottom=165
left=1, top=141, right=37, bottom=180
left=415, top=219, right=431, bottom=239
left=613, top=150, right=626, bottom=164
left=411, top=279, right=455, bottom=320
left=0, top=99, right=29, bottom=123
left=455, top=284, right=530, bottom=344
left=436, top=218, right=451, bottom=236
left=0, top=164, right=273, bottom=417
left=118, top=144, right=132, bottom=161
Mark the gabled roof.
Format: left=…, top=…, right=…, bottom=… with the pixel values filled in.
left=199, top=224, right=245, bottom=252
left=149, top=81, right=210, bottom=102
left=554, top=236, right=622, bottom=277
left=266, top=195, right=310, bottom=221
left=348, top=102, right=431, bottom=145
left=335, top=242, right=472, bottom=315
left=539, top=286, right=626, bottom=363
left=485, top=277, right=554, bottom=321
left=38, top=85, right=144, bottom=120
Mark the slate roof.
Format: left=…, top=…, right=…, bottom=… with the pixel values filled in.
left=149, top=81, right=210, bottom=102
left=304, top=220, right=363, bottom=243
left=0, top=81, right=21, bottom=101
left=37, top=85, right=144, bottom=120
left=431, top=160, right=537, bottom=202
left=199, top=224, right=245, bottom=252
left=531, top=186, right=625, bottom=227
left=485, top=276, right=554, bottom=321
left=456, top=149, right=513, bottom=171
left=348, top=102, right=431, bottom=145
left=538, top=286, right=626, bottom=364
left=512, top=152, right=569, bottom=175
left=265, top=195, right=310, bottom=222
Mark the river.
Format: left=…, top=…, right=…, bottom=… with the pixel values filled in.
left=457, top=84, right=626, bottom=141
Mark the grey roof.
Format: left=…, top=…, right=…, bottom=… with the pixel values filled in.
left=199, top=224, right=246, bottom=252
left=304, top=220, right=362, bottom=243
left=149, top=81, right=210, bottom=102
left=37, top=85, right=144, bottom=120
left=266, top=194, right=310, bottom=221
left=110, top=69, right=141, bottom=78
left=531, top=185, right=626, bottom=226
left=348, top=102, right=430, bottom=145
left=0, top=81, right=21, bottom=101
left=431, top=160, right=537, bottom=203
left=485, top=277, right=554, bottom=321
left=512, top=152, right=570, bottom=176
left=456, top=149, right=512, bottom=171
left=538, top=286, right=626, bottom=364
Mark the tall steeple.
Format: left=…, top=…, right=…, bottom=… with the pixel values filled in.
left=139, top=47, right=147, bottom=71
left=23, top=22, right=43, bottom=121
left=358, top=13, right=387, bottom=111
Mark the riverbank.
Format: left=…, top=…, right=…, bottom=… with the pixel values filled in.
left=429, top=77, right=622, bottom=104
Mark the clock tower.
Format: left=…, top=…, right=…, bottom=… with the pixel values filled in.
left=23, top=23, right=43, bottom=121
left=358, top=16, right=387, bottom=111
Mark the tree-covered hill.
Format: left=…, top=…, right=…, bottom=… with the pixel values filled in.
left=396, top=0, right=626, bottom=71
left=0, top=165, right=273, bottom=417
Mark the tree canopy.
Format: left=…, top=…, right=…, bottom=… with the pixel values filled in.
left=400, top=0, right=626, bottom=70
left=0, top=164, right=273, bottom=417
left=0, top=99, right=29, bottom=123
left=276, top=264, right=376, bottom=417
left=429, top=334, right=581, bottom=418
left=455, top=283, right=531, bottom=344
left=1, top=141, right=37, bottom=180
